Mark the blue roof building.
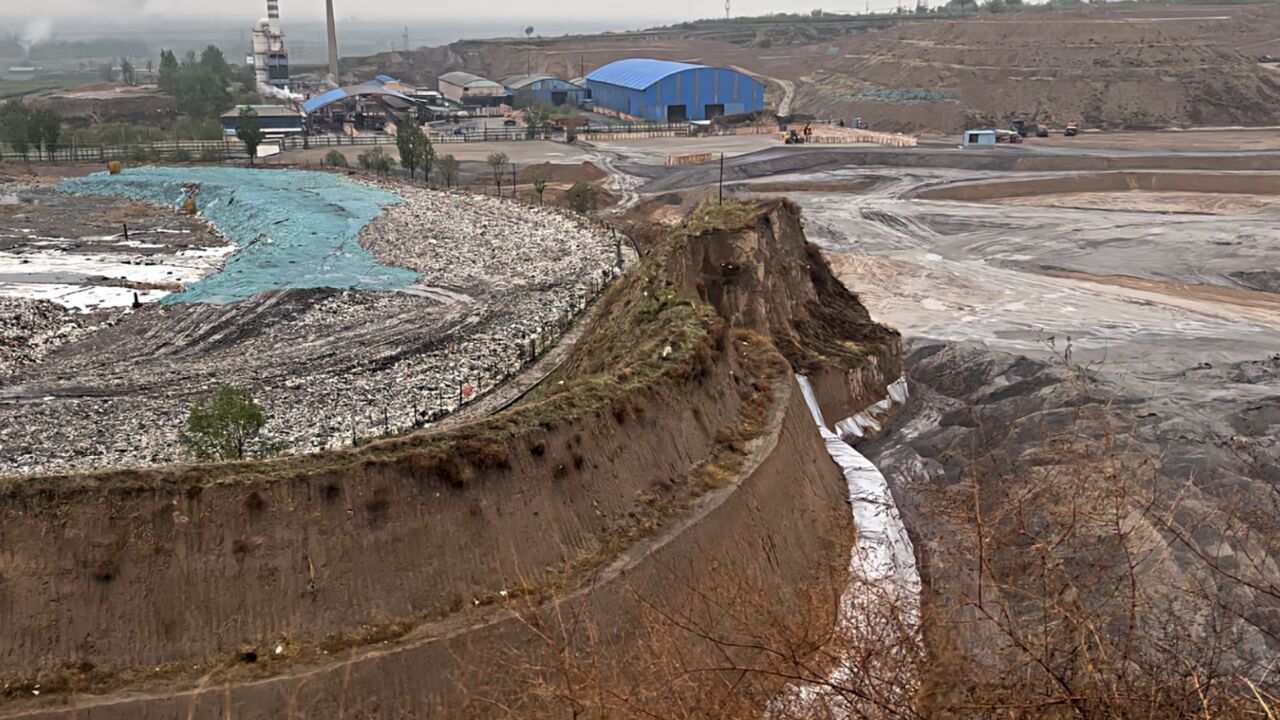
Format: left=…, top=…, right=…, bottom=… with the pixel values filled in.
left=585, top=58, right=765, bottom=123
left=500, top=74, right=588, bottom=108
left=301, top=76, right=416, bottom=115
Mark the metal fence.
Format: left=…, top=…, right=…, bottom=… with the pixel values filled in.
left=0, top=120, right=703, bottom=163
left=0, top=140, right=247, bottom=163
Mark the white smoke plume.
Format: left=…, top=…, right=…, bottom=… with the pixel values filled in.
left=18, top=18, right=53, bottom=58
left=258, top=83, right=304, bottom=102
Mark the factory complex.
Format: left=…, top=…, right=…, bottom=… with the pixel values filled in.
left=227, top=1, right=767, bottom=142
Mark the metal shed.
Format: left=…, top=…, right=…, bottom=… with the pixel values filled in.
left=438, top=71, right=511, bottom=107
left=500, top=74, right=587, bottom=108
left=585, top=58, right=765, bottom=123
left=962, top=130, right=997, bottom=148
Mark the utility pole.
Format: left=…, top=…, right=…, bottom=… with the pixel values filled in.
left=403, top=26, right=409, bottom=52
left=718, top=153, right=724, bottom=204
left=725, top=0, right=731, bottom=19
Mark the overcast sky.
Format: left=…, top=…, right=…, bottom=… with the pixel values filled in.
left=4, top=0, right=894, bottom=26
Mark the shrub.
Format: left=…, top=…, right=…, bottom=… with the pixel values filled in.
left=565, top=181, right=597, bottom=214
left=173, top=148, right=192, bottom=162
left=324, top=149, right=348, bottom=168
left=358, top=147, right=393, bottom=173
left=177, top=385, right=283, bottom=461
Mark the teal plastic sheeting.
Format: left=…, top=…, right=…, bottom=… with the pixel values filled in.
left=60, top=167, right=417, bottom=304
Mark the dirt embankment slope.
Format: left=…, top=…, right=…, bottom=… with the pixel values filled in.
left=793, top=9, right=1280, bottom=133
left=355, top=4, right=1280, bottom=134
left=0, top=200, right=899, bottom=718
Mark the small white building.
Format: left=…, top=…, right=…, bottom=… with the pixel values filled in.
left=437, top=71, right=509, bottom=106
left=962, top=130, right=996, bottom=148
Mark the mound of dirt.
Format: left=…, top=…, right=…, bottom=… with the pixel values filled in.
left=517, top=161, right=606, bottom=184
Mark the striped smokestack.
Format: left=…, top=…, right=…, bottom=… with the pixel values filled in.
left=325, top=0, right=339, bottom=81
left=267, top=0, right=279, bottom=19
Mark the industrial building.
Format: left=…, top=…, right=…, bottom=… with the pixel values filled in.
left=437, top=71, right=511, bottom=107
left=585, top=59, right=765, bottom=123
left=500, top=74, right=588, bottom=108
left=220, top=105, right=305, bottom=137
left=301, top=76, right=418, bottom=133
left=249, top=0, right=289, bottom=90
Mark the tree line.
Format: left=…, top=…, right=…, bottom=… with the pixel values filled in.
left=0, top=100, right=61, bottom=161
left=157, top=46, right=236, bottom=120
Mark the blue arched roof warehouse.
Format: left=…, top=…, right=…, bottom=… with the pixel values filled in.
left=586, top=59, right=765, bottom=123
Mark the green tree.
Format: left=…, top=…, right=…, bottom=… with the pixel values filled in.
left=396, top=120, right=423, bottom=179
left=120, top=58, right=135, bottom=85
left=157, top=47, right=233, bottom=118
left=177, top=385, right=278, bottom=462
left=199, top=45, right=233, bottom=86
left=0, top=100, right=32, bottom=161
left=35, top=110, right=61, bottom=161
left=235, top=107, right=264, bottom=165
left=101, top=61, right=116, bottom=83
left=487, top=151, right=509, bottom=197
left=530, top=170, right=548, bottom=205
left=524, top=101, right=550, bottom=139
left=324, top=149, right=349, bottom=167
left=565, top=181, right=597, bottom=214
left=158, top=49, right=179, bottom=92
left=435, top=153, right=459, bottom=188
left=417, top=131, right=436, bottom=185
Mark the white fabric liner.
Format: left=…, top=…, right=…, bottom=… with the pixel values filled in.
left=776, top=375, right=922, bottom=717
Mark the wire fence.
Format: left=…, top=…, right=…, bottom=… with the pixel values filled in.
left=0, top=140, right=248, bottom=164
left=0, top=120, right=699, bottom=163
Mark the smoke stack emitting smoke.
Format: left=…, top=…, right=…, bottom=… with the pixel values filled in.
left=325, top=0, right=340, bottom=84
left=18, top=18, right=53, bottom=59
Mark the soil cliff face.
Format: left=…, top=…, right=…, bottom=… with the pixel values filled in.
left=0, top=200, right=900, bottom=718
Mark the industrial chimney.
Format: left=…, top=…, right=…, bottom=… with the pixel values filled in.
left=325, top=0, right=339, bottom=82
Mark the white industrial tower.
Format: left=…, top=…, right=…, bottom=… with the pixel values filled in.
left=251, top=0, right=290, bottom=89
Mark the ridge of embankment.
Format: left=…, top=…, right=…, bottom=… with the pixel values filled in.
left=0, top=199, right=900, bottom=718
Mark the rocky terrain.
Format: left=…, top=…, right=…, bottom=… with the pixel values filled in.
left=0, top=298, right=87, bottom=376
left=0, top=179, right=617, bottom=477
left=861, top=341, right=1280, bottom=713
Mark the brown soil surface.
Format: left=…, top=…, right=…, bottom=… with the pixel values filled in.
left=1037, top=268, right=1280, bottom=327
left=995, top=189, right=1280, bottom=214
left=1035, top=127, right=1280, bottom=152
left=517, top=160, right=606, bottom=184
left=913, top=170, right=1280, bottom=202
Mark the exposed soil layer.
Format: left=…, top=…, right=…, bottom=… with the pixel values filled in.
left=0, top=200, right=900, bottom=718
